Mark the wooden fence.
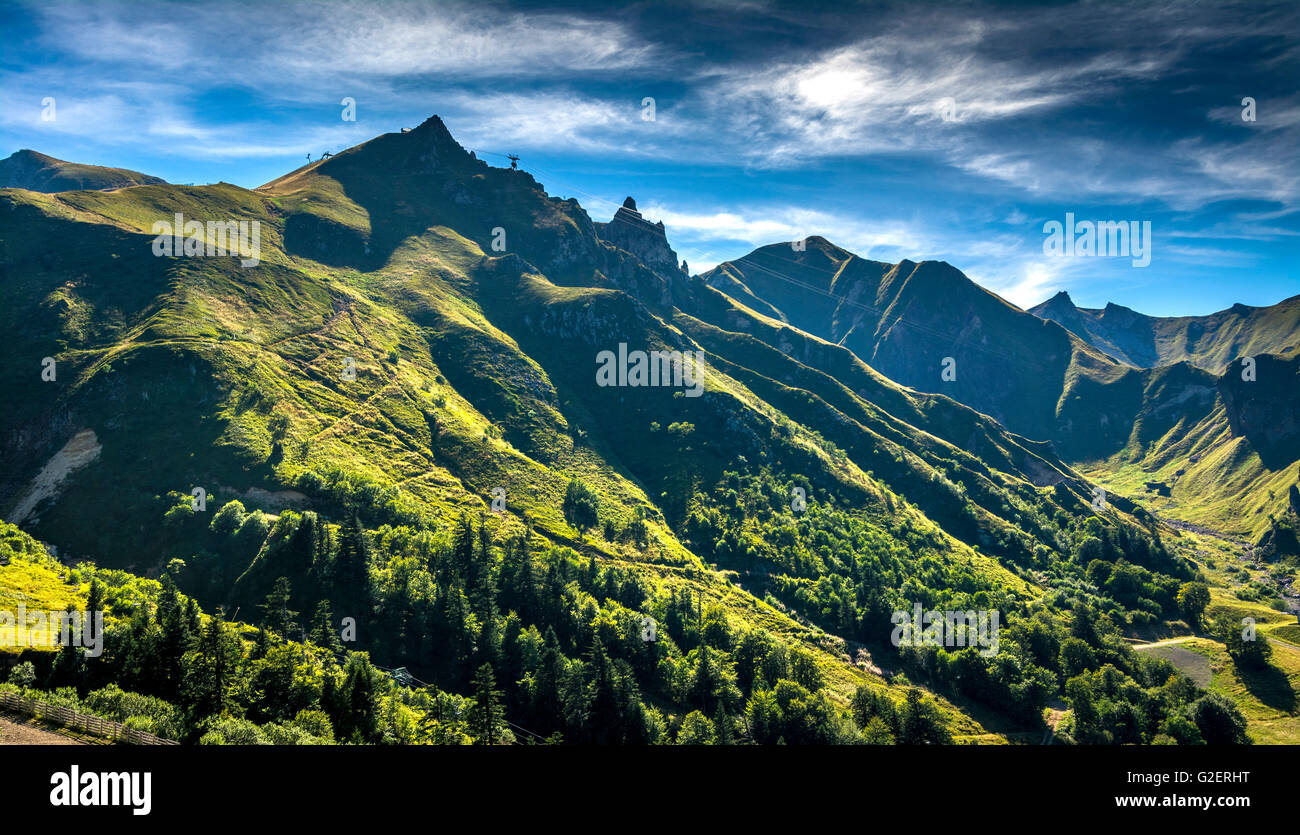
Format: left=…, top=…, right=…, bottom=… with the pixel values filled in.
left=0, top=691, right=179, bottom=745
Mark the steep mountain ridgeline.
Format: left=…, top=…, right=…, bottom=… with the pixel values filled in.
left=1217, top=349, right=1300, bottom=468
left=1031, top=289, right=1300, bottom=373
left=261, top=116, right=688, bottom=306
left=701, top=240, right=1151, bottom=459
left=1088, top=348, right=1300, bottom=543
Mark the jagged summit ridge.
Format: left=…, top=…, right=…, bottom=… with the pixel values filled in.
left=1029, top=285, right=1300, bottom=371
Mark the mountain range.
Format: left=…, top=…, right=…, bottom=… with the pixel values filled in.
left=1030, top=290, right=1300, bottom=373
left=1, top=116, right=1296, bottom=744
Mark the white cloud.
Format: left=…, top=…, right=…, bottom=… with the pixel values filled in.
left=697, top=22, right=1168, bottom=166
left=643, top=202, right=932, bottom=271
left=439, top=92, right=679, bottom=155
left=34, top=0, right=659, bottom=82
left=969, top=261, right=1066, bottom=309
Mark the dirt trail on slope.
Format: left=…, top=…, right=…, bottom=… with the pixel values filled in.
left=1131, top=636, right=1199, bottom=650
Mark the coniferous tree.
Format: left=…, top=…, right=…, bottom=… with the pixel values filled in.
left=153, top=574, right=190, bottom=699
left=713, top=703, right=735, bottom=745
left=333, top=512, right=371, bottom=619
left=260, top=577, right=299, bottom=640
left=48, top=605, right=85, bottom=691
left=898, top=688, right=951, bottom=744
left=86, top=579, right=105, bottom=621
left=311, top=600, right=345, bottom=654
left=182, top=609, right=242, bottom=717
left=451, top=515, right=475, bottom=582
left=286, top=510, right=323, bottom=576
left=467, top=663, right=506, bottom=745
left=337, top=653, right=382, bottom=743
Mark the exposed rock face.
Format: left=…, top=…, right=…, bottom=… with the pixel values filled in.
left=595, top=196, right=688, bottom=283
left=1217, top=351, right=1300, bottom=467
left=8, top=429, right=102, bottom=524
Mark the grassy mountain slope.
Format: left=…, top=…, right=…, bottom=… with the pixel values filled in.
left=1083, top=348, right=1300, bottom=544
left=701, top=240, right=1164, bottom=461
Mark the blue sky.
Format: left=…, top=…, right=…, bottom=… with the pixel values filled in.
left=2, top=0, right=1296, bottom=315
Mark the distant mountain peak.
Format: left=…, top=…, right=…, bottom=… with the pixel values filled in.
left=1029, top=290, right=1079, bottom=319
left=1030, top=285, right=1300, bottom=371
left=409, top=114, right=456, bottom=143
left=11, top=148, right=54, bottom=163
left=0, top=149, right=165, bottom=192
left=913, top=259, right=962, bottom=275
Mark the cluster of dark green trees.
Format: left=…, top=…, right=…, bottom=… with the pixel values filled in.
left=28, top=499, right=956, bottom=744
left=892, top=602, right=1250, bottom=743
left=682, top=467, right=1249, bottom=742
left=22, top=570, right=384, bottom=744
left=12, top=453, right=1248, bottom=745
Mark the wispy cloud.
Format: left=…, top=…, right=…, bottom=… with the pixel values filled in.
left=34, top=0, right=660, bottom=81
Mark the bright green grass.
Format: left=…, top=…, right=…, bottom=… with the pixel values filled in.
left=0, top=522, right=86, bottom=652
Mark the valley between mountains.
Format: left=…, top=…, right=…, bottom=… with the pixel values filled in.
left=0, top=118, right=1295, bottom=745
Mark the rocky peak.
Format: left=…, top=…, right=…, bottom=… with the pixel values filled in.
left=609, top=195, right=665, bottom=235
left=596, top=196, right=685, bottom=278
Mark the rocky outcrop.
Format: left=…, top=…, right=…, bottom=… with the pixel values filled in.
left=596, top=197, right=688, bottom=282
